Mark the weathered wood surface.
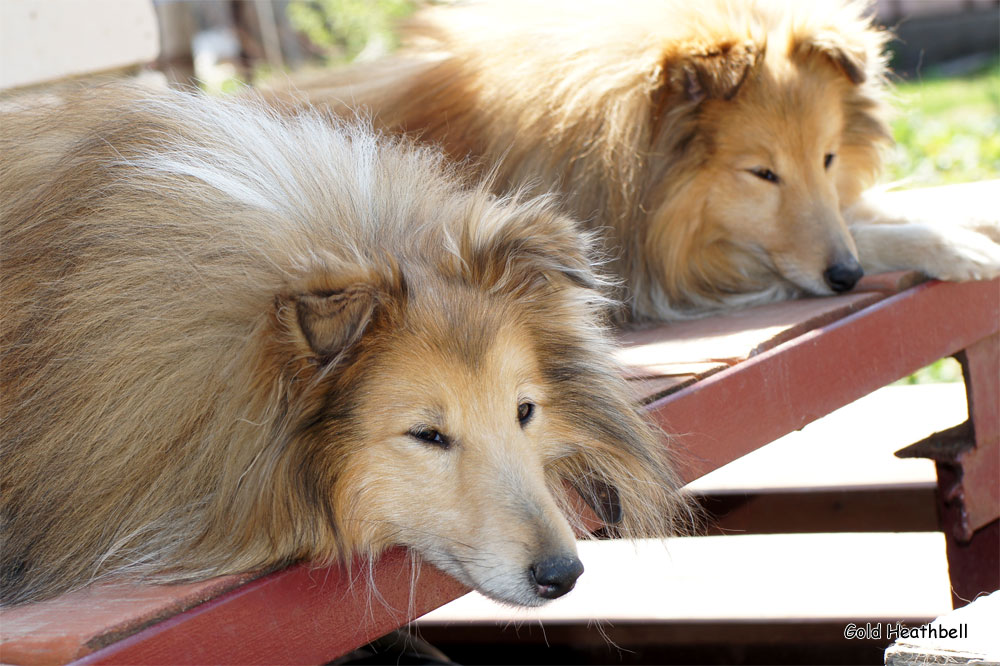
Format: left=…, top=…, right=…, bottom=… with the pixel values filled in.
left=619, top=285, right=893, bottom=402
left=645, top=277, right=999, bottom=484
left=1, top=550, right=467, bottom=666
left=0, top=574, right=256, bottom=665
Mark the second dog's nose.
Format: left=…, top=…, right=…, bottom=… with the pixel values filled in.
left=823, top=259, right=863, bottom=292
left=530, top=555, right=584, bottom=599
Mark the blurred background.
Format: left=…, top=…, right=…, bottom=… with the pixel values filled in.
left=144, top=0, right=1000, bottom=192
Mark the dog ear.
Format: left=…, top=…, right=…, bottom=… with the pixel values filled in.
left=660, top=40, right=761, bottom=104
left=471, top=208, right=601, bottom=293
left=571, top=475, right=623, bottom=526
left=276, top=281, right=382, bottom=362
left=794, top=33, right=869, bottom=84
left=295, top=286, right=378, bottom=358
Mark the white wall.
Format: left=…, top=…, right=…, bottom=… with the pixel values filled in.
left=0, top=0, right=159, bottom=91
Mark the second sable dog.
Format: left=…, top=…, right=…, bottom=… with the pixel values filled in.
left=275, top=0, right=1000, bottom=320
left=0, top=85, right=688, bottom=606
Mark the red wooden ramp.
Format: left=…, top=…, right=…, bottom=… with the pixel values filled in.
left=2, top=551, right=466, bottom=665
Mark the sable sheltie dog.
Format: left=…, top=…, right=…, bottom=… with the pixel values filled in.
left=0, top=85, right=687, bottom=606
left=271, top=0, right=1000, bottom=320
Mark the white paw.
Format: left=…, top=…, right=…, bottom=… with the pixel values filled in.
left=921, top=230, right=1000, bottom=282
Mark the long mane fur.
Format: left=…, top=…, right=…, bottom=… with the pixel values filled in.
left=272, top=0, right=892, bottom=320
left=0, top=85, right=690, bottom=605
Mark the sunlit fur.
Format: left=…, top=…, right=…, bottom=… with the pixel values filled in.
left=270, top=0, right=1000, bottom=321
left=0, top=85, right=689, bottom=606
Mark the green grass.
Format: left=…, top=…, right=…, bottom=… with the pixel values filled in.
left=886, top=66, right=997, bottom=385
left=895, top=357, right=964, bottom=385
left=286, top=0, right=415, bottom=64
left=885, top=66, right=1000, bottom=187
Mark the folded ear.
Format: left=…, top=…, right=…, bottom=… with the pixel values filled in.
left=794, top=32, right=870, bottom=84
left=295, top=285, right=378, bottom=358
left=571, top=475, right=623, bottom=526
left=470, top=207, right=601, bottom=294
left=660, top=40, right=762, bottom=104
left=275, top=281, right=381, bottom=363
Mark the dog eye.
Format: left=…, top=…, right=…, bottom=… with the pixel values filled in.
left=408, top=427, right=450, bottom=449
left=824, top=153, right=836, bottom=169
left=748, top=167, right=780, bottom=184
left=517, top=401, right=535, bottom=426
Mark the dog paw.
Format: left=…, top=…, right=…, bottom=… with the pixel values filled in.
left=920, top=230, right=1000, bottom=282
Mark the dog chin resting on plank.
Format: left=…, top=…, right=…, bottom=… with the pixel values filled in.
left=268, top=0, right=1000, bottom=322
left=0, top=84, right=691, bottom=607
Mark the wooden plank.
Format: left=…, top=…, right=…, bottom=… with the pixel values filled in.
left=940, top=517, right=999, bottom=609
left=415, top=620, right=898, bottom=665
left=620, top=361, right=728, bottom=381
left=958, top=333, right=1000, bottom=533
left=69, top=550, right=467, bottom=666
left=0, top=551, right=466, bottom=666
left=620, top=273, right=923, bottom=402
left=626, top=374, right=697, bottom=403
left=703, top=487, right=938, bottom=535
left=854, top=270, right=928, bottom=294
left=418, top=533, right=951, bottom=623
left=685, top=383, right=956, bottom=494
left=0, top=574, right=257, bottom=665
left=617, top=291, right=885, bottom=387
left=647, top=278, right=1000, bottom=484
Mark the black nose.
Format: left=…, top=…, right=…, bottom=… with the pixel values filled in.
left=823, top=259, right=863, bottom=293
left=530, top=555, right=584, bottom=600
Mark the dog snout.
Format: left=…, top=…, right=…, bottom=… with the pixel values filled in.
left=530, top=554, right=584, bottom=600
left=823, top=258, right=863, bottom=293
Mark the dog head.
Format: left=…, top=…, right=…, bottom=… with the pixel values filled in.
left=645, top=1, right=891, bottom=307
left=273, top=197, right=685, bottom=606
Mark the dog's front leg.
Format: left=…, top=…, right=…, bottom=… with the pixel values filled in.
left=850, top=222, right=1000, bottom=281
left=845, top=182, right=1000, bottom=282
